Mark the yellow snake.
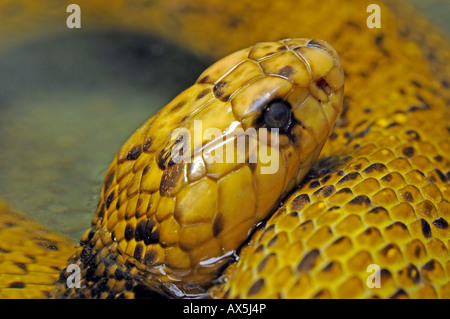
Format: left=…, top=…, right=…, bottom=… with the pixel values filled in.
left=0, top=0, right=449, bottom=299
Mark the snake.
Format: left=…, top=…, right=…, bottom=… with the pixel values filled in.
left=0, top=0, right=449, bottom=299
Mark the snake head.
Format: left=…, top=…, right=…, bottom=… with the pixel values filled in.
left=84, top=38, right=344, bottom=297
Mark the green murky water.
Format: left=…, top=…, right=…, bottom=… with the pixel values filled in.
left=0, top=31, right=208, bottom=239
left=0, top=1, right=448, bottom=241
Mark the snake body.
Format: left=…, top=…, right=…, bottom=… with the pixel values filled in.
left=0, top=0, right=449, bottom=299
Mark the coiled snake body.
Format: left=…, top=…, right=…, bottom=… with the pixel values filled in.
left=0, top=0, right=449, bottom=299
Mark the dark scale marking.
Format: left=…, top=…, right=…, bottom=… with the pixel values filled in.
left=134, top=243, right=144, bottom=262
left=349, top=195, right=371, bottom=206
left=422, top=260, right=438, bottom=273
left=0, top=247, right=10, bottom=253
left=380, top=243, right=398, bottom=257
left=336, top=188, right=352, bottom=194
left=297, top=249, right=320, bottom=272
left=248, top=278, right=265, bottom=296
left=116, top=197, right=121, bottom=210
left=329, top=132, right=338, bottom=140
left=331, top=236, right=348, bottom=246
left=299, top=220, right=312, bottom=230
left=170, top=101, right=185, bottom=112
left=403, top=191, right=414, bottom=202
left=313, top=290, right=327, bottom=298
left=278, top=65, right=294, bottom=78
left=157, top=149, right=171, bottom=170
left=126, top=145, right=142, bottom=161
left=322, top=261, right=336, bottom=272
left=401, top=264, right=420, bottom=283
left=355, top=119, right=368, bottom=129
left=143, top=137, right=152, bottom=152
left=227, top=16, right=242, bottom=28
left=411, top=80, right=422, bottom=88
left=135, top=220, right=146, bottom=242
left=374, top=34, right=389, bottom=56
left=105, top=191, right=114, bottom=210
left=387, top=221, right=408, bottom=231
left=144, top=250, right=158, bottom=265
left=221, top=94, right=231, bottom=102
left=79, top=246, right=93, bottom=265
left=380, top=269, right=392, bottom=282
left=258, top=253, right=274, bottom=273
left=369, top=206, right=388, bottom=215
left=97, top=203, right=105, bottom=219
left=354, top=164, right=362, bottom=171
left=15, top=262, right=27, bottom=272
left=9, top=282, right=25, bottom=289
left=37, top=239, right=59, bottom=251
left=386, top=122, right=399, bottom=128
left=309, top=181, right=320, bottom=189
left=354, top=123, right=374, bottom=139
left=432, top=218, right=448, bottom=229
left=362, top=163, right=387, bottom=174
left=255, top=245, right=264, bottom=253
left=143, top=220, right=159, bottom=245
left=414, top=245, right=423, bottom=258
left=402, top=147, right=415, bottom=158
left=434, top=155, right=443, bottom=162
left=337, top=172, right=360, bottom=184
left=320, top=175, right=331, bottom=184
left=198, top=75, right=209, bottom=84
left=313, top=185, right=335, bottom=197
left=291, top=194, right=310, bottom=210
left=196, top=88, right=210, bottom=100
left=160, top=163, right=184, bottom=196
left=408, top=105, right=427, bottom=113
left=104, top=171, right=115, bottom=192
left=2, top=222, right=17, bottom=228
left=390, top=289, right=408, bottom=299
left=346, top=20, right=361, bottom=29
left=406, top=130, right=420, bottom=141
left=258, top=224, right=275, bottom=244
left=124, top=223, right=135, bottom=241
left=213, top=214, right=224, bottom=237
left=433, top=169, right=447, bottom=182
left=328, top=206, right=340, bottom=211
left=213, top=81, right=227, bottom=98
left=420, top=219, right=432, bottom=238
left=381, top=174, right=392, bottom=182
left=267, top=234, right=278, bottom=247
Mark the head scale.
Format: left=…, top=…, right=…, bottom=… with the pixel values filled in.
left=68, top=38, right=344, bottom=298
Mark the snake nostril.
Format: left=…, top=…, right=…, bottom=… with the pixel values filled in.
left=306, top=39, right=324, bottom=49
left=317, top=78, right=332, bottom=95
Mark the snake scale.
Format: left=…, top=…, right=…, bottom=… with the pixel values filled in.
left=0, top=0, right=449, bottom=299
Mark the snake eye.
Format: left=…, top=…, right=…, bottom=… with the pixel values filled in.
left=263, top=100, right=291, bottom=129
